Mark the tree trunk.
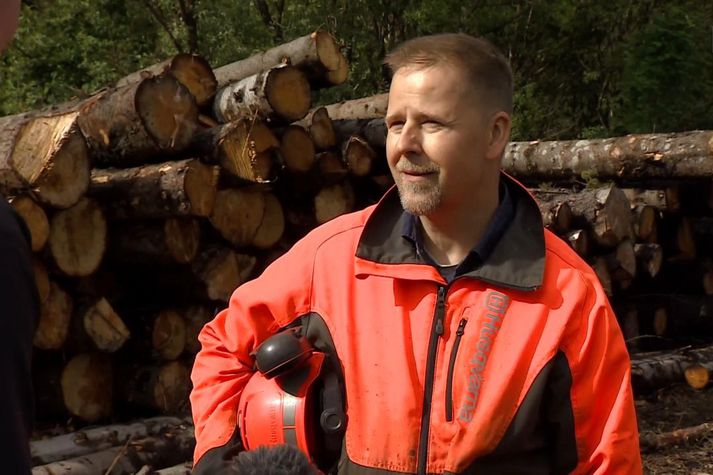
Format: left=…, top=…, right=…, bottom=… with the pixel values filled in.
left=77, top=76, right=198, bottom=165
left=116, top=53, right=217, bottom=107
left=68, top=297, right=130, bottom=353
left=191, top=246, right=257, bottom=302
left=122, top=361, right=192, bottom=414
left=213, top=65, right=311, bottom=123
left=30, top=417, right=186, bottom=465
left=684, top=362, right=713, bottom=389
left=34, top=281, right=73, bottom=350
left=279, top=125, right=315, bottom=172
left=209, top=188, right=265, bottom=247
left=191, top=119, right=280, bottom=183
left=10, top=195, right=49, bottom=251
left=306, top=106, right=337, bottom=150
left=31, top=426, right=194, bottom=475
left=61, top=353, right=113, bottom=422
left=0, top=110, right=89, bottom=208
left=49, top=198, right=107, bottom=277
left=252, top=193, right=285, bottom=250
left=90, top=159, right=219, bottom=219
left=503, top=130, right=713, bottom=184
left=566, top=185, right=633, bottom=247
left=109, top=218, right=201, bottom=265
left=213, top=30, right=347, bottom=88
left=343, top=136, right=376, bottom=177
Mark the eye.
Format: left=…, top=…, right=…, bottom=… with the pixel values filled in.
left=386, top=121, right=404, bottom=132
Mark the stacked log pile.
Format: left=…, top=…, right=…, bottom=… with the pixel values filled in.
left=3, top=29, right=713, bottom=471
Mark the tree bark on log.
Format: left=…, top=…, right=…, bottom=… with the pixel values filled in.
left=61, top=353, right=113, bottom=422
left=213, top=65, right=311, bottom=123
left=191, top=119, right=280, bottom=183
left=49, top=197, right=107, bottom=277
left=280, top=125, right=315, bottom=172
left=31, top=426, right=194, bottom=475
left=116, top=53, right=217, bottom=107
left=531, top=190, right=573, bottom=233
left=0, top=110, right=89, bottom=208
left=34, top=281, right=73, bottom=350
left=213, top=30, right=347, bottom=88
left=209, top=188, right=265, bottom=247
left=331, top=118, right=387, bottom=148
left=343, top=136, right=376, bottom=177
left=191, top=246, right=257, bottom=302
left=565, top=185, right=633, bottom=247
left=503, top=131, right=713, bottom=183
left=109, top=218, right=201, bottom=265
left=313, top=94, right=388, bottom=122
left=30, top=417, right=186, bottom=465
left=640, top=422, right=713, bottom=452
left=77, top=76, right=198, bottom=165
left=10, top=195, right=49, bottom=251
left=630, top=345, right=713, bottom=394
left=90, top=159, right=219, bottom=219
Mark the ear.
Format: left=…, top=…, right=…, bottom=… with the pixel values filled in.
left=485, top=111, right=511, bottom=162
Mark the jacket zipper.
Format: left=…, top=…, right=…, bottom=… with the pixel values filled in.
left=417, top=284, right=447, bottom=475
left=445, top=318, right=468, bottom=422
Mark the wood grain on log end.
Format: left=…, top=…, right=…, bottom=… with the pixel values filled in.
left=34, top=281, right=73, bottom=350
left=210, top=189, right=265, bottom=247
left=253, top=193, right=285, bottom=250
left=61, top=353, right=113, bottom=422
left=344, top=136, right=376, bottom=177
left=138, top=76, right=199, bottom=152
left=49, top=197, right=107, bottom=277
left=185, top=160, right=219, bottom=217
left=169, top=54, right=218, bottom=107
left=266, top=66, right=312, bottom=121
left=315, top=181, right=355, bottom=225
left=280, top=125, right=315, bottom=172
left=309, top=106, right=336, bottom=150
left=83, top=298, right=130, bottom=353
left=164, top=218, right=201, bottom=264
left=10, top=195, right=49, bottom=251
left=153, top=310, right=187, bottom=361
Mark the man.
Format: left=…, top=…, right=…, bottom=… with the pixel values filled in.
left=191, top=33, right=642, bottom=474
left=1, top=1, right=41, bottom=473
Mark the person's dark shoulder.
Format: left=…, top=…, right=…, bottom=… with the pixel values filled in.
left=0, top=198, right=32, bottom=249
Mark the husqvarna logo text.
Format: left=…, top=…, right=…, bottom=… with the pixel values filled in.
left=458, top=291, right=511, bottom=423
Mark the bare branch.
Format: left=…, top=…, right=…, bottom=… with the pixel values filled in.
left=141, top=0, right=184, bottom=52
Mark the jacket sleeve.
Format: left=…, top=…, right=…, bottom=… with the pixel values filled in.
left=565, top=271, right=642, bottom=475
left=0, top=201, right=40, bottom=475
left=189, top=235, right=316, bottom=472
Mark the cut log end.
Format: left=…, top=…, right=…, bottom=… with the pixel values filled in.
left=309, top=106, right=337, bottom=150
left=253, top=193, right=285, bottom=250
left=185, top=161, right=219, bottom=217
left=266, top=67, right=312, bottom=121
left=10, top=196, right=49, bottom=251
left=33, top=258, right=50, bottom=304
left=344, top=136, right=376, bottom=177
left=49, top=197, right=107, bottom=277
left=170, top=54, right=218, bottom=107
left=193, top=248, right=257, bottom=302
left=210, top=189, right=265, bottom=247
left=315, top=182, right=355, bottom=224
left=314, top=30, right=345, bottom=73
left=137, top=75, right=199, bottom=152
left=61, top=353, right=113, bottom=422
left=164, top=218, right=201, bottom=264
left=83, top=298, right=130, bottom=352
left=280, top=125, right=315, bottom=172
left=219, top=120, right=280, bottom=182
left=34, top=282, right=73, bottom=350
left=684, top=364, right=711, bottom=390
left=153, top=310, right=187, bottom=361
left=154, top=361, right=191, bottom=413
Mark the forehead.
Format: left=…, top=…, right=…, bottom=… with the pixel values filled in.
left=387, top=64, right=475, bottom=113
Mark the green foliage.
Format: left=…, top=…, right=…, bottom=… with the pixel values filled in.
left=1, top=0, right=712, bottom=140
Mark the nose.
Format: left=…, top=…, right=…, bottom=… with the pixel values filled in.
left=392, top=121, right=422, bottom=157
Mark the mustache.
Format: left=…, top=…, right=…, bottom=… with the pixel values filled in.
left=395, top=160, right=439, bottom=174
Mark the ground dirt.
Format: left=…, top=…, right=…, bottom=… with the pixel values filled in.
left=639, top=384, right=713, bottom=474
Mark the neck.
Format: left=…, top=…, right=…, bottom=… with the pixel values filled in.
left=419, top=184, right=500, bottom=266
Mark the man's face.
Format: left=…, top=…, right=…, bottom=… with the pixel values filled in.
left=385, top=63, right=493, bottom=217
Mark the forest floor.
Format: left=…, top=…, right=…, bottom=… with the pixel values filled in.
left=639, top=384, right=713, bottom=474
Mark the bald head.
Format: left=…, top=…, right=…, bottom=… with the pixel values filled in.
left=0, top=0, right=21, bottom=53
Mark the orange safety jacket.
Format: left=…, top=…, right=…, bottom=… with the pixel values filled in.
left=190, top=173, right=642, bottom=474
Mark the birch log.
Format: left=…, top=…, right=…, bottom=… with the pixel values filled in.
left=214, top=30, right=347, bottom=88
left=213, top=65, right=311, bottom=123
